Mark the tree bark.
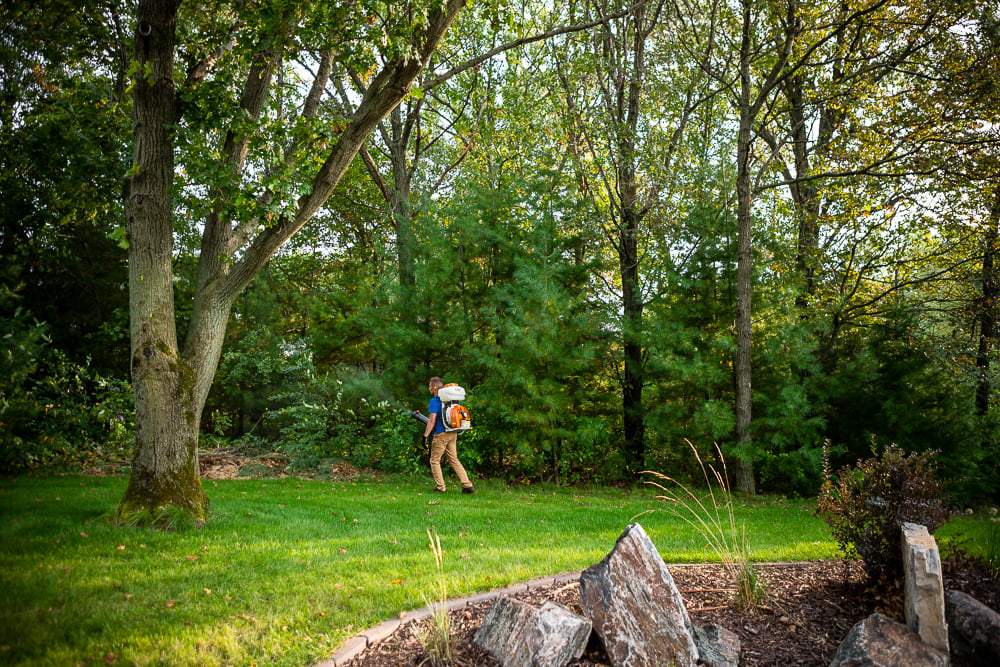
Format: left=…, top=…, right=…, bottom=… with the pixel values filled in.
left=977, top=186, right=1000, bottom=416
left=732, top=0, right=756, bottom=494
left=621, top=205, right=646, bottom=474
left=118, top=0, right=208, bottom=526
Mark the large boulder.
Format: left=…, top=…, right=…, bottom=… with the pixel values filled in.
left=946, top=589, right=1000, bottom=665
left=473, top=597, right=592, bottom=667
left=829, top=612, right=950, bottom=667
left=579, top=523, right=700, bottom=667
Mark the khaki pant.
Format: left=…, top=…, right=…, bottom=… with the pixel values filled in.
left=429, top=431, right=472, bottom=491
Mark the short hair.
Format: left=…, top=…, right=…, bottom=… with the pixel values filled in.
left=428, top=376, right=444, bottom=387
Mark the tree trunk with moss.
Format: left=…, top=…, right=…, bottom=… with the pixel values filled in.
left=116, top=0, right=209, bottom=526
left=117, top=0, right=467, bottom=526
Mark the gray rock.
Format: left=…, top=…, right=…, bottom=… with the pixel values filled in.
left=693, top=623, right=741, bottom=667
left=473, top=597, right=591, bottom=667
left=901, top=522, right=949, bottom=653
left=579, top=523, right=699, bottom=667
left=829, top=612, right=950, bottom=667
left=946, top=589, right=1000, bottom=665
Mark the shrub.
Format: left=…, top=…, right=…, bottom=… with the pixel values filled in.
left=1, top=319, right=134, bottom=473
left=817, top=440, right=950, bottom=583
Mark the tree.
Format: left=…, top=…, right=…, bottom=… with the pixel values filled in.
left=118, top=0, right=467, bottom=526
left=0, top=0, right=132, bottom=375
left=553, top=0, right=709, bottom=475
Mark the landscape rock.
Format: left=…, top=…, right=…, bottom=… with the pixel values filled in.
left=901, top=522, right=949, bottom=654
left=946, top=589, right=1000, bottom=665
left=579, top=522, right=699, bottom=667
left=829, top=612, right=950, bottom=667
left=692, top=622, right=741, bottom=667
left=473, top=597, right=591, bottom=667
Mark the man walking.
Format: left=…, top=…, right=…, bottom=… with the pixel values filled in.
left=423, top=377, right=475, bottom=494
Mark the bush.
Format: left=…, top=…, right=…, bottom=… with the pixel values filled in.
left=817, top=440, right=950, bottom=583
left=1, top=322, right=134, bottom=472
left=265, top=368, right=423, bottom=472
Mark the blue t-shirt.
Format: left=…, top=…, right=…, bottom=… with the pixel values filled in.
left=428, top=396, right=445, bottom=434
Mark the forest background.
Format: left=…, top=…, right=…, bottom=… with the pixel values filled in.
left=2, top=0, right=999, bottom=510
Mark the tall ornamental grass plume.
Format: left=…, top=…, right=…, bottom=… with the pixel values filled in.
left=817, top=439, right=951, bottom=584
left=417, top=529, right=454, bottom=666
left=643, top=440, right=766, bottom=610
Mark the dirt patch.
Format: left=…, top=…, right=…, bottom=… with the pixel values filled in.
left=83, top=454, right=364, bottom=481
left=199, top=453, right=361, bottom=481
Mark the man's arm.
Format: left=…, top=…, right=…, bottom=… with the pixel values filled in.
left=423, top=413, right=437, bottom=440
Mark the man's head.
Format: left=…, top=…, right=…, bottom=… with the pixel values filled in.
left=428, top=376, right=443, bottom=395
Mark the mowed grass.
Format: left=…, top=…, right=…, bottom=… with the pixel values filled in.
left=0, top=472, right=989, bottom=667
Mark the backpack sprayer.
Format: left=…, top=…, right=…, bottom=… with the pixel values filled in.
left=409, top=383, right=471, bottom=433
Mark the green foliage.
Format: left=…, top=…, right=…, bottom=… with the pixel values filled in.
left=817, top=441, right=951, bottom=582
left=817, top=306, right=982, bottom=495
left=264, top=363, right=423, bottom=473
left=1, top=0, right=131, bottom=377
left=1, top=285, right=133, bottom=473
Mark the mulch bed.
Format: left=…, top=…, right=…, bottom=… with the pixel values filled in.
left=341, top=557, right=1000, bottom=666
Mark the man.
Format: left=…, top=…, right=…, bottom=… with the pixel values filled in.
left=423, top=376, right=475, bottom=494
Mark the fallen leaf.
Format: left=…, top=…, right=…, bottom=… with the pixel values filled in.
left=79, top=532, right=88, bottom=538
left=317, top=612, right=326, bottom=617
left=203, top=588, right=211, bottom=595
left=185, top=555, right=197, bottom=561
left=338, top=548, right=347, bottom=554
left=165, top=600, right=175, bottom=608
left=116, top=545, right=126, bottom=551
left=102, top=652, right=118, bottom=664
left=398, top=611, right=407, bottom=619
left=391, top=579, right=403, bottom=585
left=124, top=594, right=133, bottom=600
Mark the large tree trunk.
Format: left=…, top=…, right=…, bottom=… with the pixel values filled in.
left=388, top=107, right=418, bottom=291
left=784, top=75, right=822, bottom=307
left=621, top=206, right=645, bottom=474
left=117, top=0, right=208, bottom=526
left=732, top=0, right=756, bottom=494
left=977, top=186, right=1000, bottom=416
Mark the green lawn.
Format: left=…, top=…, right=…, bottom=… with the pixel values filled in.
left=0, top=473, right=990, bottom=666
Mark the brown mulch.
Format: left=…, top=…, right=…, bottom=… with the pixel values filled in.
left=341, top=557, right=1000, bottom=667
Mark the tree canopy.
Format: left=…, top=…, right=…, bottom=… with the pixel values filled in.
left=2, top=0, right=999, bottom=517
